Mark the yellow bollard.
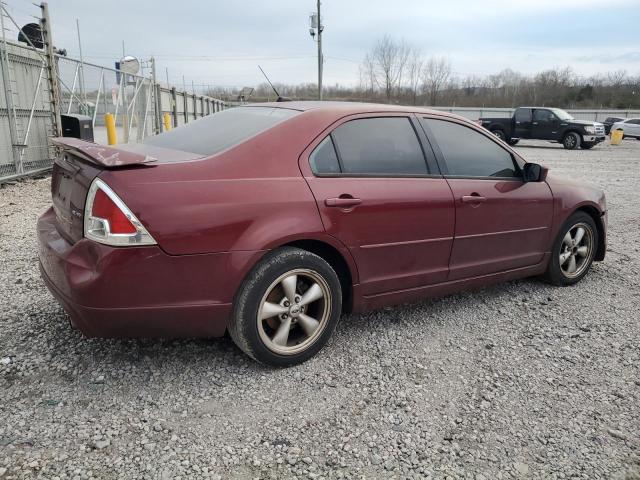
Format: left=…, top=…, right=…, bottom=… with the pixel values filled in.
left=104, top=113, right=117, bottom=145
left=163, top=112, right=172, bottom=131
left=610, top=129, right=623, bottom=145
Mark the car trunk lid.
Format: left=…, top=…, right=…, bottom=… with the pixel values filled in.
left=50, top=138, right=201, bottom=244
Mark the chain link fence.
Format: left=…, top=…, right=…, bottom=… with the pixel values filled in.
left=0, top=39, right=54, bottom=179
left=1, top=2, right=226, bottom=184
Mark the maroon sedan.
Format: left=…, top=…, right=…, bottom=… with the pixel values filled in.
left=38, top=102, right=607, bottom=366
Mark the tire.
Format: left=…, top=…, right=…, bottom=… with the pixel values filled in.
left=507, top=138, right=520, bottom=146
left=543, top=212, right=598, bottom=286
left=491, top=129, right=506, bottom=141
left=228, top=247, right=342, bottom=367
left=562, top=132, right=581, bottom=150
left=580, top=142, right=595, bottom=150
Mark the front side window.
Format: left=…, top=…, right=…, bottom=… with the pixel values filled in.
left=533, top=109, right=555, bottom=122
left=423, top=118, right=520, bottom=178
left=326, top=117, right=428, bottom=175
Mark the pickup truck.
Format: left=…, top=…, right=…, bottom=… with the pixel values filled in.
left=479, top=107, right=606, bottom=150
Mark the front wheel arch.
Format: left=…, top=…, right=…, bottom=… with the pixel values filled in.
left=575, top=206, right=606, bottom=261
left=561, top=131, right=582, bottom=149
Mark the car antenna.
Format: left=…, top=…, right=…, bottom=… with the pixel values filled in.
left=258, top=65, right=291, bottom=102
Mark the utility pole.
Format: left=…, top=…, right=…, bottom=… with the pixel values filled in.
left=309, top=1, right=324, bottom=100
left=316, top=0, right=323, bottom=100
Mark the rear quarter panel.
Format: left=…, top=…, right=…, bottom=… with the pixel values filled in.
left=99, top=110, right=341, bottom=256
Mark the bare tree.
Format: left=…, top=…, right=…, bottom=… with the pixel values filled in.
left=421, top=57, right=452, bottom=106
left=607, top=70, right=627, bottom=87
left=363, top=35, right=411, bottom=102
left=405, top=47, right=423, bottom=105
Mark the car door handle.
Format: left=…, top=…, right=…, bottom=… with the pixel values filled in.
left=461, top=195, right=487, bottom=203
left=532, top=122, right=539, bottom=125
left=325, top=196, right=362, bottom=208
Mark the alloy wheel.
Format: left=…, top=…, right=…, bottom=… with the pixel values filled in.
left=257, top=269, right=332, bottom=355
left=564, top=134, right=577, bottom=148
left=559, top=222, right=594, bottom=278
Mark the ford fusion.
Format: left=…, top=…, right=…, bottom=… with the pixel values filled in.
left=38, top=102, right=607, bottom=366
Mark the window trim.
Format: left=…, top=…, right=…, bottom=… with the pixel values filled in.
left=308, top=115, right=441, bottom=178
left=419, top=115, right=524, bottom=181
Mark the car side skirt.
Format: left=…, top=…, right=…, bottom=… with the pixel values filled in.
left=358, top=253, right=550, bottom=313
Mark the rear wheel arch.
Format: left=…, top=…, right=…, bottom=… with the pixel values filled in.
left=282, top=239, right=355, bottom=313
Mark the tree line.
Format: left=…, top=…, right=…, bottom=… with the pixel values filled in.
left=208, top=36, right=640, bottom=109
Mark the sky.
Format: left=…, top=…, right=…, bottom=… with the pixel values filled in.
left=3, top=0, right=639, bottom=90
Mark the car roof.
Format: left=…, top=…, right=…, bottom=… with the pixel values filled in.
left=240, top=101, right=463, bottom=118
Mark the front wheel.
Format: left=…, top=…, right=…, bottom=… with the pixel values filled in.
left=562, top=132, right=581, bottom=150
left=508, top=138, right=520, bottom=146
left=580, top=142, right=595, bottom=150
left=229, top=247, right=342, bottom=367
left=543, top=212, right=598, bottom=286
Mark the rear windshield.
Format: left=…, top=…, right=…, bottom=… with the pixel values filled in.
left=144, top=106, right=299, bottom=156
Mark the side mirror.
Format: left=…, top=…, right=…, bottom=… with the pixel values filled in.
left=523, top=163, right=548, bottom=182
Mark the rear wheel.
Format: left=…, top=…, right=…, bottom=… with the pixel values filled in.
left=491, top=129, right=506, bottom=141
left=562, top=132, right=581, bottom=150
left=580, top=142, right=595, bottom=150
left=543, top=212, right=598, bottom=286
left=508, top=138, right=520, bottom=146
left=229, top=247, right=342, bottom=367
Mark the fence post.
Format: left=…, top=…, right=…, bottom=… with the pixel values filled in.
left=40, top=2, right=62, bottom=137
left=171, top=87, right=178, bottom=128
left=154, top=83, right=162, bottom=134
left=183, top=92, right=188, bottom=124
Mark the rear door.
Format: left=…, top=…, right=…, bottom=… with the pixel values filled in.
left=513, top=108, right=533, bottom=138
left=421, top=116, right=553, bottom=280
left=299, top=113, right=455, bottom=296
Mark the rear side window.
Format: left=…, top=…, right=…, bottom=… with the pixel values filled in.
left=144, top=106, right=298, bottom=156
left=310, top=136, right=341, bottom=174
left=424, top=118, right=520, bottom=178
left=515, top=108, right=531, bottom=122
left=324, top=117, right=427, bottom=175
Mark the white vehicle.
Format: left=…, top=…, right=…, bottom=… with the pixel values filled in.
left=610, top=118, right=640, bottom=139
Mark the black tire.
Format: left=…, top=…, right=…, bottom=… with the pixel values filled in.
left=580, top=142, right=595, bottom=150
left=491, top=129, right=506, bottom=141
left=507, top=138, right=520, bottom=146
left=543, top=212, right=598, bottom=286
left=562, top=132, right=581, bottom=150
left=228, top=247, right=342, bottom=367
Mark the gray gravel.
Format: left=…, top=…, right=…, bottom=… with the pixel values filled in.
left=1, top=139, right=639, bottom=479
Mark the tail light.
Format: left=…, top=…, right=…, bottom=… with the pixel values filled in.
left=84, top=178, right=156, bottom=246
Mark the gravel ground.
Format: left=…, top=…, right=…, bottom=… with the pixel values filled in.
left=1, top=139, right=639, bottom=479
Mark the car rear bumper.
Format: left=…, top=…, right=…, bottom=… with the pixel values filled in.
left=37, top=207, right=262, bottom=338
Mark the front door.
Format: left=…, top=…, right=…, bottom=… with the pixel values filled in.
left=532, top=108, right=559, bottom=140
left=421, top=116, right=553, bottom=280
left=299, top=114, right=455, bottom=296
